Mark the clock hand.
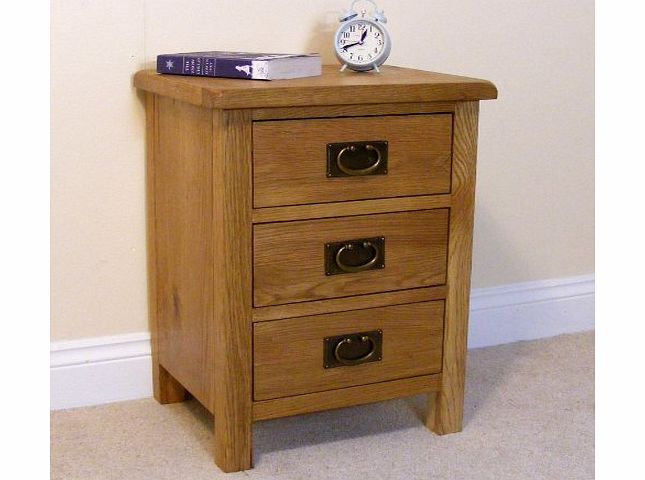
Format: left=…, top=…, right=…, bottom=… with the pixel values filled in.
left=360, top=29, right=367, bottom=43
left=342, top=41, right=362, bottom=50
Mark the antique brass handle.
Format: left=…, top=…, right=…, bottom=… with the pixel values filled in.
left=325, top=237, right=385, bottom=276
left=323, top=330, right=382, bottom=368
left=335, top=241, right=380, bottom=273
left=336, top=144, right=382, bottom=176
left=333, top=335, right=376, bottom=366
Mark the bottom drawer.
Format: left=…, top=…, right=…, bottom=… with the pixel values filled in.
left=253, top=301, right=445, bottom=401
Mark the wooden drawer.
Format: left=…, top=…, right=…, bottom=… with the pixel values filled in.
left=252, top=114, right=453, bottom=208
left=253, top=209, right=449, bottom=307
left=253, top=301, right=445, bottom=401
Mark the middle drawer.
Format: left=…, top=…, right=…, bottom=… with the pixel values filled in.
left=253, top=209, right=449, bottom=307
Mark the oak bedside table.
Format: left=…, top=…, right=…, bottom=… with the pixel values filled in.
left=134, top=65, right=497, bottom=473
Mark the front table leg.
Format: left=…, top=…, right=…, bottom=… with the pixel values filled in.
left=213, top=381, right=253, bottom=472
left=426, top=101, right=479, bottom=435
left=426, top=290, right=469, bottom=435
left=212, top=109, right=254, bottom=472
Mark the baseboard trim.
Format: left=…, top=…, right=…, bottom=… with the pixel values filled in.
left=50, top=274, right=594, bottom=410
left=50, top=333, right=153, bottom=411
left=51, top=332, right=151, bottom=368
left=467, top=274, right=594, bottom=348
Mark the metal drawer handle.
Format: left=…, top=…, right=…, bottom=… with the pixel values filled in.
left=335, top=241, right=380, bottom=273
left=336, top=144, right=382, bottom=176
left=333, top=335, right=376, bottom=366
left=324, top=330, right=382, bottom=369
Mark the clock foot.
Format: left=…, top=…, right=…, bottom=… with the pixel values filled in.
left=339, top=63, right=348, bottom=72
left=372, top=63, right=380, bottom=73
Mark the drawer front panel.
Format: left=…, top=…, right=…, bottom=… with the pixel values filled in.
left=253, top=209, right=449, bottom=307
left=253, top=301, right=445, bottom=401
left=253, top=114, right=453, bottom=208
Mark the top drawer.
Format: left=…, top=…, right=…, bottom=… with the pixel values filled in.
left=252, top=114, right=453, bottom=208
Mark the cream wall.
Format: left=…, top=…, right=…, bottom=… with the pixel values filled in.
left=51, top=0, right=594, bottom=340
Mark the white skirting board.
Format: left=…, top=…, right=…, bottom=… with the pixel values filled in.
left=50, top=274, right=595, bottom=411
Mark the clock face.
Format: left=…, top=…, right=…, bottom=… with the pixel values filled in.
left=335, top=19, right=390, bottom=69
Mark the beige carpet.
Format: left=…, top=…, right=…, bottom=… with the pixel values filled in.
left=51, top=332, right=594, bottom=480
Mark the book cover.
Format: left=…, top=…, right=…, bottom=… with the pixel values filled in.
left=156, top=51, right=321, bottom=81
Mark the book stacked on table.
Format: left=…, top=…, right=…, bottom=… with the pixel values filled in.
left=156, top=51, right=322, bottom=81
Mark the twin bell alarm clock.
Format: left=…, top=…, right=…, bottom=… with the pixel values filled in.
left=334, top=0, right=391, bottom=72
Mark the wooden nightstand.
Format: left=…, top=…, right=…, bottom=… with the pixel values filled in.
left=134, top=65, right=497, bottom=473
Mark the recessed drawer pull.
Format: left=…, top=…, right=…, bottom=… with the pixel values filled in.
left=326, top=141, right=388, bottom=178
left=337, top=144, right=382, bottom=176
left=334, top=335, right=376, bottom=365
left=335, top=241, right=379, bottom=273
left=324, top=330, right=383, bottom=369
left=325, top=236, right=386, bottom=276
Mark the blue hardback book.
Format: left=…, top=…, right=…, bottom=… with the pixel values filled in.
left=156, top=51, right=321, bottom=81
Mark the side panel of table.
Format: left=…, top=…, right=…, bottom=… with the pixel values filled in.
left=146, top=94, right=214, bottom=407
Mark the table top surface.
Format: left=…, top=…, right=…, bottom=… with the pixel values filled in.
left=134, top=65, right=497, bottom=109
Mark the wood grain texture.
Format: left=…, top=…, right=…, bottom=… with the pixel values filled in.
left=251, top=101, right=455, bottom=120
left=145, top=92, right=164, bottom=403
left=253, top=114, right=453, bottom=207
left=426, top=101, right=480, bottom=435
left=133, top=65, right=498, bottom=109
left=252, top=285, right=447, bottom=322
left=253, top=209, right=450, bottom=307
left=211, top=109, right=254, bottom=472
left=153, top=96, right=214, bottom=409
left=253, top=301, right=445, bottom=401
left=253, top=374, right=442, bottom=421
left=252, top=194, right=451, bottom=224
